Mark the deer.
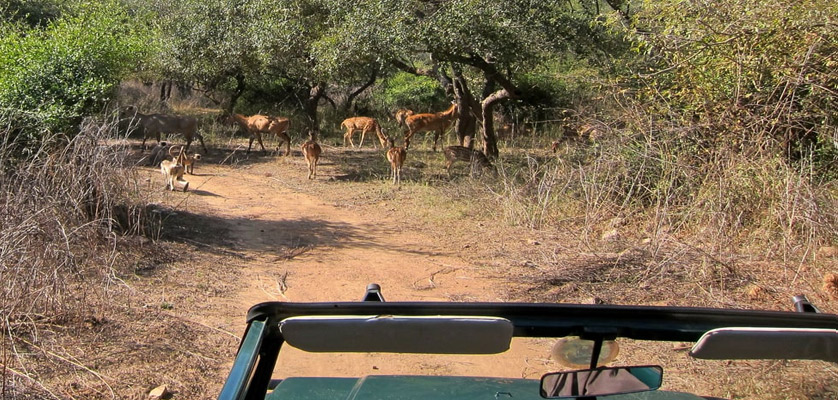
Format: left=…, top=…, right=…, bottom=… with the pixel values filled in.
left=443, top=146, right=494, bottom=176
left=341, top=117, right=388, bottom=149
left=403, top=103, right=458, bottom=152
left=394, top=108, right=415, bottom=128
left=119, top=106, right=207, bottom=154
left=225, top=113, right=292, bottom=156
left=386, top=138, right=407, bottom=185
left=301, top=140, right=322, bottom=180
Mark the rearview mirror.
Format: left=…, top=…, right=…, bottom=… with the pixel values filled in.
left=540, top=365, right=663, bottom=398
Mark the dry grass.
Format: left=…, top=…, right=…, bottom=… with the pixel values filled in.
left=0, top=116, right=161, bottom=398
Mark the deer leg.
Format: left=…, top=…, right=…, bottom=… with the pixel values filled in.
left=247, top=136, right=255, bottom=153
left=196, top=133, right=208, bottom=154
left=404, top=130, right=413, bottom=150
left=432, top=130, right=441, bottom=152
left=346, top=129, right=356, bottom=148
left=256, top=133, right=265, bottom=153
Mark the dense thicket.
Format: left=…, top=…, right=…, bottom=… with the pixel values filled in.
left=0, top=0, right=151, bottom=146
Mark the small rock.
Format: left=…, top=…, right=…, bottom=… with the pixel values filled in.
left=148, top=385, right=169, bottom=400
left=528, top=239, right=541, bottom=245
left=746, top=285, right=768, bottom=301
left=462, top=244, right=471, bottom=249
left=608, top=217, right=625, bottom=227
left=583, top=297, right=605, bottom=305
left=522, top=260, right=538, bottom=268
left=601, top=229, right=620, bottom=242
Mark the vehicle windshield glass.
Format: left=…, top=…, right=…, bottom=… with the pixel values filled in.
left=276, top=336, right=555, bottom=379
left=272, top=335, right=833, bottom=399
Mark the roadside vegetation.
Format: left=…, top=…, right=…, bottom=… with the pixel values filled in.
left=1, top=0, right=837, bottom=398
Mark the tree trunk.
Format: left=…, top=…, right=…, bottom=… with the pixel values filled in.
left=451, top=65, right=479, bottom=148
left=481, top=89, right=511, bottom=158
left=160, top=81, right=173, bottom=103
left=227, top=73, right=246, bottom=115
left=344, top=67, right=378, bottom=112
left=304, top=83, right=326, bottom=141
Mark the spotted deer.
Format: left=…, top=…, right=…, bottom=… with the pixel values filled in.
left=301, top=140, right=322, bottom=179
left=225, top=113, right=292, bottom=155
left=403, top=103, right=458, bottom=152
left=386, top=138, right=407, bottom=185
left=394, top=108, right=415, bottom=128
left=341, top=117, right=388, bottom=148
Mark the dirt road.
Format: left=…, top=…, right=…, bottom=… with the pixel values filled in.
left=146, top=149, right=552, bottom=386
left=113, top=144, right=837, bottom=400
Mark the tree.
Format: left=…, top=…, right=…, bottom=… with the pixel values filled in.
left=0, top=0, right=152, bottom=144
left=634, top=0, right=838, bottom=159
left=360, top=0, right=618, bottom=157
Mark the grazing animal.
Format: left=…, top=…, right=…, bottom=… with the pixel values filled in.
left=443, top=146, right=493, bottom=176
left=225, top=113, right=292, bottom=155
left=301, top=140, right=322, bottom=179
left=160, top=146, right=189, bottom=191
left=120, top=106, right=207, bottom=153
left=386, top=138, right=407, bottom=185
left=341, top=117, right=388, bottom=148
left=394, top=108, right=415, bottom=128
left=404, top=103, right=458, bottom=152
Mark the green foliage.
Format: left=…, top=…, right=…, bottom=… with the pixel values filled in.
left=0, top=0, right=68, bottom=27
left=0, top=0, right=152, bottom=143
left=372, top=71, right=446, bottom=112
left=635, top=0, right=838, bottom=161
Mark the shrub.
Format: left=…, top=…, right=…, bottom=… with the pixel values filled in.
left=0, top=117, right=155, bottom=396
left=371, top=71, right=447, bottom=112
left=0, top=1, right=152, bottom=148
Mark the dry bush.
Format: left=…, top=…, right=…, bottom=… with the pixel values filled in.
left=0, top=116, right=154, bottom=397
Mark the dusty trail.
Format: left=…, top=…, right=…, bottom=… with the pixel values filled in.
left=185, top=164, right=496, bottom=304
left=156, top=156, right=552, bottom=381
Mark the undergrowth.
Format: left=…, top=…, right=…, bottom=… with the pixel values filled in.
left=0, top=115, right=155, bottom=398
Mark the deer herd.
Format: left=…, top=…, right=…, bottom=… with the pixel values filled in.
left=121, top=101, right=497, bottom=191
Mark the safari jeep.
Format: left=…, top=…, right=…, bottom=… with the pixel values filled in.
left=218, top=284, right=838, bottom=400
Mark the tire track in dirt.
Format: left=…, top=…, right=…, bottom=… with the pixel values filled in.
left=184, top=164, right=494, bottom=305
left=159, top=157, right=552, bottom=381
